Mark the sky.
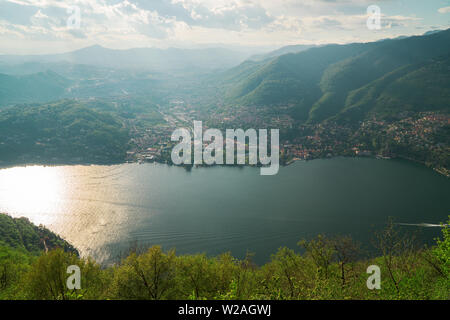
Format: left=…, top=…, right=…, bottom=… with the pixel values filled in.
left=0, top=0, right=449, bottom=54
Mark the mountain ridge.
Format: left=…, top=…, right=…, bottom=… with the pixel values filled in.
left=220, top=28, right=450, bottom=123
left=0, top=45, right=252, bottom=73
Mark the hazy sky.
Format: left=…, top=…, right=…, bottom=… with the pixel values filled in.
left=0, top=0, right=449, bottom=54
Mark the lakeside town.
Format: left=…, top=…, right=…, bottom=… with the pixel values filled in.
left=123, top=100, right=449, bottom=177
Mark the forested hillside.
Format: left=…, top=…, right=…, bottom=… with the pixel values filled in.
left=337, top=55, right=450, bottom=122
left=0, top=215, right=448, bottom=300
left=247, top=44, right=317, bottom=62
left=0, top=71, right=72, bottom=105
left=0, top=213, right=78, bottom=255
left=0, top=100, right=129, bottom=164
left=221, top=29, right=450, bottom=123
left=0, top=45, right=250, bottom=74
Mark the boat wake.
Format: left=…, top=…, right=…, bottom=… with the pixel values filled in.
left=396, top=223, right=447, bottom=228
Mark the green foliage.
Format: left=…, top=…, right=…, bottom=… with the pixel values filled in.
left=262, top=247, right=309, bottom=299
left=0, top=217, right=448, bottom=300
left=0, top=71, right=71, bottom=106
left=0, top=213, right=78, bottom=255
left=223, top=43, right=370, bottom=121
left=339, top=56, right=450, bottom=122
left=176, top=253, right=218, bottom=299
left=299, top=235, right=334, bottom=279
left=110, top=246, right=178, bottom=300
left=23, top=249, right=107, bottom=300
left=0, top=100, right=129, bottom=164
left=433, top=217, right=450, bottom=278
left=0, top=245, right=33, bottom=299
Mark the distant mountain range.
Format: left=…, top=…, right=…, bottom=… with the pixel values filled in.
left=219, top=28, right=450, bottom=123
left=247, top=44, right=317, bottom=62
left=0, top=29, right=449, bottom=123
left=0, top=45, right=251, bottom=74
left=0, top=45, right=255, bottom=105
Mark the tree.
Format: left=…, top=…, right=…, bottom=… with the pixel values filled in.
left=299, top=235, right=334, bottom=279
left=331, top=236, right=360, bottom=286
left=265, top=247, right=304, bottom=299
left=374, top=218, right=420, bottom=294
left=0, top=245, right=31, bottom=299
left=23, top=249, right=78, bottom=300
left=176, top=253, right=215, bottom=299
left=22, top=249, right=105, bottom=300
left=112, top=246, right=177, bottom=300
left=432, top=217, right=450, bottom=278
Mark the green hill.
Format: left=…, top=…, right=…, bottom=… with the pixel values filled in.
left=0, top=71, right=72, bottom=106
left=223, top=42, right=373, bottom=121
left=0, top=100, right=129, bottom=164
left=0, top=213, right=78, bottom=256
left=221, top=29, right=450, bottom=123
left=337, top=55, right=450, bottom=122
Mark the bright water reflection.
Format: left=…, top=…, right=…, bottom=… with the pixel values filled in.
left=0, top=159, right=448, bottom=265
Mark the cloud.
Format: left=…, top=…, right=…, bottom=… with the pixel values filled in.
left=0, top=0, right=448, bottom=53
left=1, top=0, right=179, bottom=42
left=170, top=0, right=273, bottom=30
left=438, top=6, right=450, bottom=14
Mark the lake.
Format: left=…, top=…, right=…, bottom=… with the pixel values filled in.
left=0, top=158, right=448, bottom=265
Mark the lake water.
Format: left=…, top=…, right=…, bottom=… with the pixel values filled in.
left=0, top=158, right=448, bottom=265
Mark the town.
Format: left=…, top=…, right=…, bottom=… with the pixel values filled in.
left=122, top=98, right=449, bottom=177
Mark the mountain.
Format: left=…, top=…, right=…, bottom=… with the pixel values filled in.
left=221, top=28, right=450, bottom=123
left=312, top=29, right=450, bottom=122
left=0, top=65, right=167, bottom=106
left=248, top=44, right=317, bottom=62
left=220, top=42, right=378, bottom=121
left=337, top=54, right=450, bottom=122
left=0, top=61, right=119, bottom=79
left=0, top=45, right=253, bottom=105
left=0, top=71, right=72, bottom=105
left=0, top=45, right=251, bottom=74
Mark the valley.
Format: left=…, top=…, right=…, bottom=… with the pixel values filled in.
left=0, top=30, right=448, bottom=174
left=0, top=0, right=449, bottom=303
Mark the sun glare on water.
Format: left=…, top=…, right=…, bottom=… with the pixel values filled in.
left=0, top=166, right=66, bottom=226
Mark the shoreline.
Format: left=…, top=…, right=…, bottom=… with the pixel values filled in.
left=1, top=157, right=448, bottom=267
left=283, top=154, right=450, bottom=178
left=0, top=154, right=448, bottom=178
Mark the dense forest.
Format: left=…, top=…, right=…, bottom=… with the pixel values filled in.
left=0, top=213, right=448, bottom=300
left=0, top=214, right=78, bottom=256
left=218, top=29, right=450, bottom=123
left=0, top=100, right=129, bottom=165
